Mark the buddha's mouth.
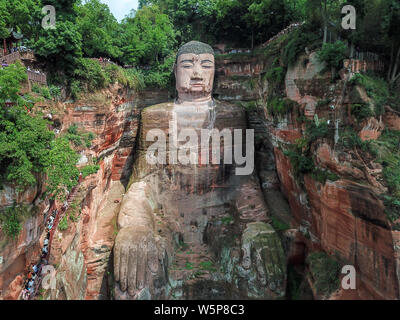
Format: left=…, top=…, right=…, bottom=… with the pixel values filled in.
left=190, top=83, right=205, bottom=88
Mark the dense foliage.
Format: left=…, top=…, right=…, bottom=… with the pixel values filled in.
left=1, top=0, right=398, bottom=92
left=0, top=63, right=79, bottom=201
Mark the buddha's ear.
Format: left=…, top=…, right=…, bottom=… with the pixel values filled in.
left=173, top=62, right=177, bottom=77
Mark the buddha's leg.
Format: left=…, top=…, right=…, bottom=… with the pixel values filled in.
left=233, top=174, right=287, bottom=299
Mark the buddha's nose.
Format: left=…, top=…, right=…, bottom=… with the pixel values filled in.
left=193, top=64, right=201, bottom=77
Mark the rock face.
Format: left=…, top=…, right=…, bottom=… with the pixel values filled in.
left=212, top=46, right=400, bottom=300
left=0, top=85, right=158, bottom=300
left=46, top=86, right=146, bottom=300
left=0, top=201, right=45, bottom=299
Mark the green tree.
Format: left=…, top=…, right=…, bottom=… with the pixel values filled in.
left=32, top=20, right=83, bottom=76
left=384, top=0, right=400, bottom=85
left=44, top=137, right=79, bottom=200
left=0, top=62, right=53, bottom=187
left=317, top=40, right=348, bottom=76
left=76, top=0, right=122, bottom=59
left=120, top=5, right=175, bottom=66
left=246, top=0, right=295, bottom=47
left=0, top=62, right=79, bottom=200
left=42, top=0, right=79, bottom=21
left=0, top=0, right=42, bottom=39
left=306, top=0, right=346, bottom=44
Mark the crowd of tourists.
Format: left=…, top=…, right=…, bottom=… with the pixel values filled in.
left=20, top=209, right=58, bottom=300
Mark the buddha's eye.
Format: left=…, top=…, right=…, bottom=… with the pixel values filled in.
left=202, top=65, right=213, bottom=69
left=182, top=64, right=192, bottom=69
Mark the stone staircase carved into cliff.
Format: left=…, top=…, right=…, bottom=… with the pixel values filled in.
left=19, top=183, right=81, bottom=300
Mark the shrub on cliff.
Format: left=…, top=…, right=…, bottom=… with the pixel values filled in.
left=351, top=103, right=374, bottom=123
left=306, top=252, right=340, bottom=298
left=73, top=58, right=110, bottom=92
left=81, top=164, right=100, bottom=178
left=284, top=145, right=314, bottom=178
left=44, top=138, right=80, bottom=201
left=105, top=64, right=145, bottom=90
left=266, top=66, right=286, bottom=87
left=350, top=74, right=389, bottom=116
left=0, top=203, right=30, bottom=239
left=376, top=130, right=400, bottom=200
left=316, top=41, right=348, bottom=73
left=282, top=25, right=320, bottom=67
left=284, top=118, right=336, bottom=183
left=267, top=97, right=295, bottom=117
left=66, top=124, right=96, bottom=148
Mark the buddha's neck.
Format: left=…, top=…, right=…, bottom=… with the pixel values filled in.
left=176, top=93, right=213, bottom=105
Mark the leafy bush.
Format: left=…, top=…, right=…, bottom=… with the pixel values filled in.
left=351, top=104, right=374, bottom=123
left=382, top=195, right=400, bottom=223
left=307, top=252, right=340, bottom=297
left=266, top=66, right=286, bottom=86
left=350, top=74, right=389, bottom=116
left=68, top=124, right=78, bottom=135
left=282, top=26, right=320, bottom=66
left=49, top=85, right=61, bottom=100
left=185, top=262, right=194, bottom=270
left=305, top=119, right=330, bottom=142
left=82, top=132, right=96, bottom=148
left=284, top=118, right=335, bottom=182
left=82, top=164, right=100, bottom=178
left=268, top=97, right=295, bottom=116
left=44, top=137, right=79, bottom=201
left=382, top=156, right=400, bottom=199
left=2, top=211, right=22, bottom=239
left=0, top=204, right=29, bottom=239
left=221, top=215, right=233, bottom=225
left=74, top=58, right=110, bottom=92
left=270, top=216, right=290, bottom=232
left=338, top=127, right=371, bottom=153
left=32, top=84, right=52, bottom=100
left=284, top=147, right=314, bottom=177
left=311, top=169, right=339, bottom=184
left=66, top=124, right=95, bottom=148
left=317, top=41, right=348, bottom=71
left=0, top=63, right=56, bottom=188
left=58, top=215, right=68, bottom=231
left=371, top=130, right=400, bottom=223
left=32, top=83, right=41, bottom=94
left=66, top=133, right=83, bottom=147
left=105, top=64, right=145, bottom=90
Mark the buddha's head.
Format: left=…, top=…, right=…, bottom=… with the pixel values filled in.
left=174, top=41, right=215, bottom=103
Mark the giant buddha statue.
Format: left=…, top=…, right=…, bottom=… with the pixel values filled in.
left=113, top=41, right=286, bottom=300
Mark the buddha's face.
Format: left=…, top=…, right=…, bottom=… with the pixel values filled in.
left=175, top=53, right=215, bottom=101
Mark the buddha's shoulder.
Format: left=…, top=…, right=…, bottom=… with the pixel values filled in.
left=142, top=102, right=175, bottom=114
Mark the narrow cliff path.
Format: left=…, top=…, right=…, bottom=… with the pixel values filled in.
left=19, top=183, right=81, bottom=300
